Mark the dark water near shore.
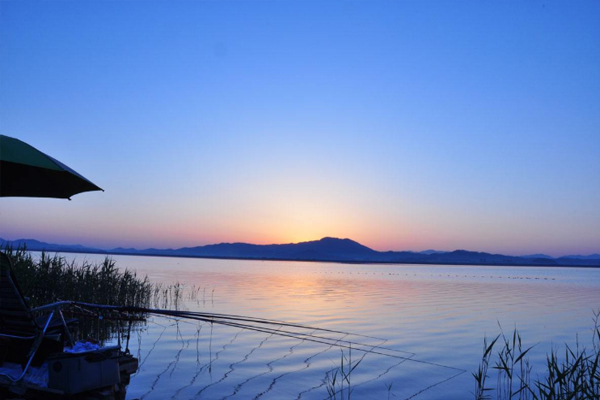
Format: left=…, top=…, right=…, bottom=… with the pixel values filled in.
left=54, top=254, right=600, bottom=399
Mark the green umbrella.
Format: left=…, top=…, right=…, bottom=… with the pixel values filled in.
left=0, top=135, right=102, bottom=199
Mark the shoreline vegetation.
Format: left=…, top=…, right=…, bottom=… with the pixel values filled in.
left=2, top=246, right=184, bottom=310
left=2, top=247, right=187, bottom=343
left=3, top=247, right=153, bottom=308
left=1, top=237, right=599, bottom=268
left=474, top=314, right=600, bottom=400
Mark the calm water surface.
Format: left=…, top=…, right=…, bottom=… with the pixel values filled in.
left=60, top=254, right=600, bottom=399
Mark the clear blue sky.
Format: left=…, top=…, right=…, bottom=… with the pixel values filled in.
left=1, top=1, right=598, bottom=257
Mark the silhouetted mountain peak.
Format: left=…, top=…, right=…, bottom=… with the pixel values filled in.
left=315, top=237, right=369, bottom=247
left=318, top=237, right=354, bottom=243
left=311, top=237, right=376, bottom=251
left=521, top=254, right=553, bottom=259
left=420, top=249, right=448, bottom=255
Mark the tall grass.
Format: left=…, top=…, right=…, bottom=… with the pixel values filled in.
left=474, top=312, right=600, bottom=400
left=326, top=348, right=362, bottom=400
left=4, top=246, right=153, bottom=308
left=3, top=247, right=190, bottom=344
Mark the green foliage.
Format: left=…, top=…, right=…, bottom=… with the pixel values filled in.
left=475, top=312, right=600, bottom=400
left=4, top=246, right=152, bottom=308
left=326, top=347, right=362, bottom=400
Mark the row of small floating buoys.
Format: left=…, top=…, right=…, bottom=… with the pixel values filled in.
left=316, top=270, right=556, bottom=280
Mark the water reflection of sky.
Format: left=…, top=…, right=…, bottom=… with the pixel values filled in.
left=37, top=253, right=600, bottom=399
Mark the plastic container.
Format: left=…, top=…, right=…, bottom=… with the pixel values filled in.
left=47, top=346, right=120, bottom=394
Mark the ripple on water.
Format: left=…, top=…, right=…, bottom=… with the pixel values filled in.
left=64, top=254, right=600, bottom=400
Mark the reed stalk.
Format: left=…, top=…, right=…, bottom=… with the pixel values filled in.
left=474, top=312, right=600, bottom=400
left=326, top=347, right=362, bottom=400
left=4, top=246, right=153, bottom=308
left=2, top=246, right=189, bottom=343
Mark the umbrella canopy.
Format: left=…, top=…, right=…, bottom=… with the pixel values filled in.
left=0, top=135, right=102, bottom=199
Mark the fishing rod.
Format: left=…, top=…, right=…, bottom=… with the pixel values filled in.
left=69, top=301, right=375, bottom=338
left=57, top=299, right=467, bottom=397
left=58, top=301, right=414, bottom=360
left=48, top=300, right=464, bottom=374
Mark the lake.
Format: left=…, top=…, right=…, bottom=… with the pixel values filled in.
left=54, top=253, right=600, bottom=399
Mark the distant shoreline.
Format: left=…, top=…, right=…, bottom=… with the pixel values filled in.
left=4, top=236, right=598, bottom=268
left=25, top=248, right=600, bottom=269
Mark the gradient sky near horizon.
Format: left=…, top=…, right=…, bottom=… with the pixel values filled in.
left=1, top=1, right=599, bottom=257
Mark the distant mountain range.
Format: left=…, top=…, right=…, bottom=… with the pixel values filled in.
left=1, top=237, right=599, bottom=267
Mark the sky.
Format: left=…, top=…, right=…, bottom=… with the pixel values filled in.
left=0, top=1, right=599, bottom=257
